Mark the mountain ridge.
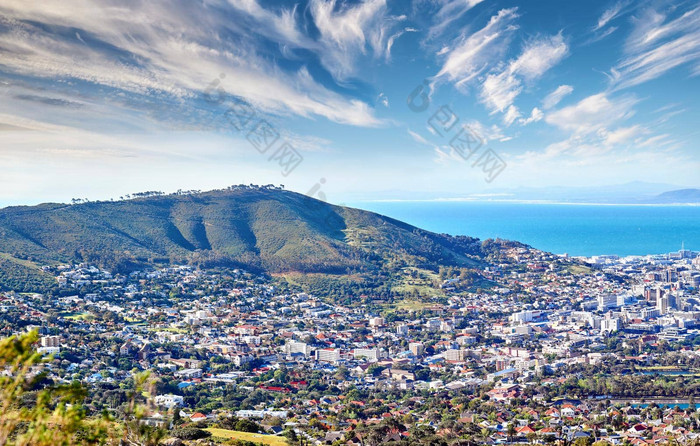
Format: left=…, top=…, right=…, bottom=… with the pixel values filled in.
left=0, top=186, right=508, bottom=292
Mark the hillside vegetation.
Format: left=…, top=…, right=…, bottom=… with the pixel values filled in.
left=0, top=187, right=495, bottom=291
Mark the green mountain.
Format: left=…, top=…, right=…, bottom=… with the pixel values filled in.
left=0, top=186, right=496, bottom=291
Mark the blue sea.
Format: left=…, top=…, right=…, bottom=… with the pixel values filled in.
left=348, top=201, right=700, bottom=257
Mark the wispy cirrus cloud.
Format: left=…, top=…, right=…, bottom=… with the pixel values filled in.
left=480, top=33, right=568, bottom=124
left=433, top=8, right=520, bottom=89
left=595, top=1, right=629, bottom=31
left=0, top=0, right=383, bottom=127
left=542, top=85, right=573, bottom=110
left=545, top=92, right=637, bottom=136
left=425, top=0, right=486, bottom=40
left=540, top=92, right=672, bottom=161
left=309, top=0, right=406, bottom=80
left=610, top=5, right=700, bottom=90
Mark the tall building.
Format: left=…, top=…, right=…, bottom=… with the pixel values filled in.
left=645, top=287, right=663, bottom=304
left=353, top=348, right=382, bottom=361
left=284, top=341, right=310, bottom=356
left=510, top=311, right=533, bottom=323
left=598, top=295, right=617, bottom=311
left=657, top=295, right=670, bottom=314
left=369, top=317, right=385, bottom=327
left=617, top=294, right=635, bottom=307
left=316, top=348, right=341, bottom=364
left=38, top=335, right=61, bottom=354
left=40, top=336, right=60, bottom=348
left=409, top=342, right=424, bottom=357
left=601, top=315, right=620, bottom=334
left=444, top=349, right=466, bottom=362
left=662, top=269, right=678, bottom=283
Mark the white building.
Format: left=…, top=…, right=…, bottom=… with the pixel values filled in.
left=598, top=294, right=618, bottom=311
left=600, top=316, right=620, bottom=334
left=510, top=311, right=534, bottom=324
left=284, top=340, right=311, bottom=356
left=316, top=348, right=341, bottom=364
left=155, top=394, right=184, bottom=408
left=353, top=348, right=382, bottom=362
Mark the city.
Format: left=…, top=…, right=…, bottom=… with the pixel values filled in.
left=3, top=244, right=699, bottom=445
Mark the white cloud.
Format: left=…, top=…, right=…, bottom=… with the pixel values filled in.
left=510, top=33, right=568, bottom=80
left=545, top=93, right=637, bottom=135
left=599, top=125, right=644, bottom=146
left=226, top=0, right=311, bottom=48
left=518, top=107, right=543, bottom=126
left=433, top=145, right=467, bottom=165
left=480, top=70, right=522, bottom=114
left=309, top=0, right=403, bottom=79
left=427, top=0, right=486, bottom=40
left=0, top=0, right=383, bottom=127
left=479, top=33, right=568, bottom=117
left=433, top=8, right=519, bottom=88
left=408, top=129, right=431, bottom=146
left=595, top=1, right=628, bottom=31
left=540, top=92, right=658, bottom=160
left=542, top=85, right=573, bottom=110
left=463, top=120, right=509, bottom=143
left=612, top=5, right=700, bottom=90
left=386, top=27, right=418, bottom=61
left=503, top=105, right=521, bottom=126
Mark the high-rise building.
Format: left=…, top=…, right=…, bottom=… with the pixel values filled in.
left=663, top=269, right=678, bottom=283
left=284, top=341, right=310, bottom=356
left=645, top=287, right=663, bottom=304
left=601, top=315, right=620, bottom=334
left=369, top=317, right=385, bottom=327
left=353, top=348, right=382, bottom=361
left=316, top=348, right=341, bottom=364
left=598, top=295, right=617, bottom=311
left=40, top=336, right=60, bottom=348
left=409, top=342, right=424, bottom=357
left=444, top=349, right=466, bottom=362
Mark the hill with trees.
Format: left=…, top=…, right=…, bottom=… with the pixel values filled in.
left=0, top=186, right=515, bottom=292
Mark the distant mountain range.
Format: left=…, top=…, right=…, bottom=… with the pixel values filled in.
left=648, top=189, right=700, bottom=204
left=497, top=184, right=700, bottom=204
left=0, top=187, right=510, bottom=292
left=345, top=182, right=700, bottom=204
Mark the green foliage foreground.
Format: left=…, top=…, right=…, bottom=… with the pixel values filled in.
left=0, top=330, right=168, bottom=446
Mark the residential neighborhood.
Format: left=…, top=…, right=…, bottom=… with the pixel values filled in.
left=2, top=245, right=700, bottom=444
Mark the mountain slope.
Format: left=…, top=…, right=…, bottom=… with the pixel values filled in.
left=0, top=187, right=488, bottom=290
left=649, top=189, right=700, bottom=204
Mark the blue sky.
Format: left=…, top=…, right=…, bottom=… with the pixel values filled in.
left=0, top=0, right=698, bottom=205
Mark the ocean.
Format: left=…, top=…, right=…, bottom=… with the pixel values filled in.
left=348, top=201, right=700, bottom=257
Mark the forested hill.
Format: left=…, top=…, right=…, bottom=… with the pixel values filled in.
left=0, top=186, right=513, bottom=291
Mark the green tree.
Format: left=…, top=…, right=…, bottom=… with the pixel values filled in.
left=0, top=330, right=109, bottom=445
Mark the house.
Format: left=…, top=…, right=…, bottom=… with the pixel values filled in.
left=154, top=394, right=184, bottom=409
left=189, top=412, right=207, bottom=422
left=381, top=369, right=415, bottom=381
left=561, top=404, right=576, bottom=417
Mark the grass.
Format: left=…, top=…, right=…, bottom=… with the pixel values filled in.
left=63, top=312, right=93, bottom=321
left=567, top=265, right=593, bottom=275
left=205, top=428, right=288, bottom=445
left=0, top=252, right=44, bottom=269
